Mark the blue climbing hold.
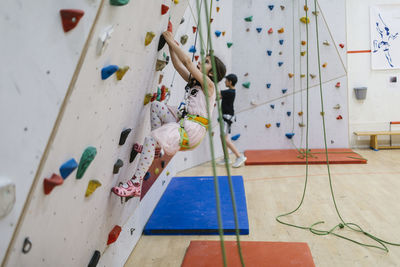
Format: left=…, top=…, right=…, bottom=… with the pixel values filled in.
left=282, top=89, right=288, bottom=94
left=278, top=62, right=284, bottom=67
left=285, top=133, right=295, bottom=139
left=144, top=172, right=151, bottom=181
left=231, top=134, right=241, bottom=141
left=266, top=83, right=271, bottom=89
left=189, top=45, right=196, bottom=53
left=287, top=111, right=291, bottom=117
left=267, top=50, right=272, bottom=56
left=215, top=30, right=222, bottom=37
left=270, top=104, right=275, bottom=109
left=276, top=123, right=281, bottom=128
left=279, top=39, right=284, bottom=45
left=101, top=65, right=119, bottom=80
left=268, top=5, right=274, bottom=10
left=256, top=27, right=262, bottom=33
left=60, top=158, right=78, bottom=179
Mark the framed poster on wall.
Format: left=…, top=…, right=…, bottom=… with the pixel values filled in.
left=370, top=5, right=400, bottom=70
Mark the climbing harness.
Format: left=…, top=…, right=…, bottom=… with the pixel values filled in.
left=179, top=114, right=209, bottom=151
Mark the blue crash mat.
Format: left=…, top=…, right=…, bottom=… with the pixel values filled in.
left=144, top=176, right=249, bottom=235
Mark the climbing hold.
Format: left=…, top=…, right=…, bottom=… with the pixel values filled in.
left=110, top=0, right=130, bottom=6
left=322, top=63, right=327, bottom=68
left=129, top=143, right=142, bottom=162
left=265, top=124, right=271, bottom=128
left=161, top=161, right=166, bottom=168
left=280, top=5, right=285, bottom=10
left=76, top=147, right=97, bottom=179
left=173, top=0, right=179, bottom=4
left=285, top=133, right=295, bottom=139
left=210, top=18, right=214, bottom=23
left=300, top=16, right=310, bottom=24
left=145, top=32, right=156, bottom=46
left=246, top=28, right=250, bottom=32
left=279, top=51, right=283, bottom=55
left=310, top=74, right=316, bottom=79
left=97, top=25, right=114, bottom=55
left=222, top=31, right=226, bottom=36
left=192, top=26, right=197, bottom=33
left=143, top=93, right=152, bottom=105
left=266, top=83, right=271, bottom=89
left=333, top=104, right=341, bottom=110
left=119, top=128, right=131, bottom=145
left=227, top=42, right=233, bottom=48
left=279, top=40, right=284, bottom=45
left=301, top=40, right=307, bottom=46
left=166, top=171, right=170, bottom=176
left=59, top=158, right=78, bottom=179
left=180, top=35, right=188, bottom=45
left=339, top=43, right=345, bottom=49
left=161, top=4, right=169, bottom=15
left=288, top=73, right=294, bottom=78
left=300, top=74, right=306, bottom=78
left=59, top=9, right=84, bottom=33
left=268, top=28, right=273, bottom=34
left=231, top=134, right=241, bottom=141
left=167, top=20, right=173, bottom=33
left=216, top=7, right=220, bottom=12
left=276, top=123, right=281, bottom=128
left=287, top=111, right=291, bottom=117
left=278, top=28, right=284, bottom=34
left=281, top=102, right=285, bottom=106
left=113, top=159, right=124, bottom=174
left=250, top=100, right=257, bottom=106
left=320, top=112, right=325, bottom=116
left=107, top=225, right=122, bottom=245
left=88, top=251, right=101, bottom=267
left=43, top=173, right=63, bottom=195
left=244, top=16, right=253, bottom=22
left=215, top=30, right=222, bottom=37
left=101, top=65, right=118, bottom=80
left=278, top=62, right=284, bottom=67
left=298, top=111, right=304, bottom=116
left=300, top=51, right=306, bottom=56
left=189, top=45, right=197, bottom=53
left=299, top=123, right=306, bottom=127
left=194, top=55, right=199, bottom=61
left=158, top=35, right=167, bottom=51
left=244, top=73, right=249, bottom=77
left=282, top=89, right=287, bottom=94
left=339, top=223, right=344, bottom=229
left=155, top=168, right=160, bottom=175
left=304, top=5, right=309, bottom=11
left=337, top=115, right=343, bottom=120
left=270, top=104, right=275, bottom=109
left=268, top=5, right=274, bottom=11
left=242, top=82, right=250, bottom=88
left=323, top=40, right=330, bottom=46
left=256, top=27, right=262, bottom=33
left=156, top=59, right=168, bottom=71
left=144, top=172, right=151, bottom=181
left=85, top=180, right=102, bottom=197
left=312, top=11, right=319, bottom=16
left=116, top=66, right=129, bottom=80
left=335, top=82, right=341, bottom=88
left=267, top=50, right=272, bottom=56
left=0, top=178, right=15, bottom=219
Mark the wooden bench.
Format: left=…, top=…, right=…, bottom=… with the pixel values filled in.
left=354, top=131, right=400, bottom=151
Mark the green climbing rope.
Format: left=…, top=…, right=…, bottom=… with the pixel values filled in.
left=276, top=0, right=400, bottom=252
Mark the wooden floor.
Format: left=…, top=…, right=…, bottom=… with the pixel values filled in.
left=125, top=149, right=400, bottom=267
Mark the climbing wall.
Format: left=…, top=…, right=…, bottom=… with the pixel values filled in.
left=1, top=0, right=191, bottom=266
left=230, top=0, right=348, bottom=151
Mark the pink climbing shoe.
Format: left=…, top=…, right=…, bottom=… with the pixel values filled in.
left=112, top=180, right=141, bottom=197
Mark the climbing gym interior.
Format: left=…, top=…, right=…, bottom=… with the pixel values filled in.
left=2, top=0, right=400, bottom=266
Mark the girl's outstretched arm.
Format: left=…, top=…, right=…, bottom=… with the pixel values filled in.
left=163, top=31, right=214, bottom=96
left=169, top=43, right=190, bottom=82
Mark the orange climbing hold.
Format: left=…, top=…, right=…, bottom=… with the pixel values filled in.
left=288, top=73, right=294, bottom=78
left=222, top=31, right=226, bottom=36
left=322, top=63, right=327, bottom=68
left=216, top=7, right=220, bottom=12
left=265, top=124, right=272, bottom=128
left=107, top=225, right=122, bottom=245
left=167, top=21, right=173, bottom=33
left=301, top=40, right=307, bottom=46
left=161, top=4, right=169, bottom=15
left=278, top=28, right=284, bottom=34
left=43, top=173, right=63, bottom=195
left=60, top=9, right=84, bottom=33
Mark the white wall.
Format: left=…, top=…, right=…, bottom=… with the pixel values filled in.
left=347, top=0, right=400, bottom=148
left=231, top=0, right=349, bottom=151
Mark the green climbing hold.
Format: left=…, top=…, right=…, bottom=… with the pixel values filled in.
left=110, top=0, right=130, bottom=6
left=244, top=16, right=253, bottom=22
left=227, top=42, right=233, bottom=48
left=242, top=82, right=250, bottom=89
left=76, top=147, right=97, bottom=179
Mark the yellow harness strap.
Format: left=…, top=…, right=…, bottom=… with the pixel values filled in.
left=179, top=114, right=209, bottom=151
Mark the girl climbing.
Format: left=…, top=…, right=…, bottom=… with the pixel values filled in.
left=112, top=30, right=226, bottom=197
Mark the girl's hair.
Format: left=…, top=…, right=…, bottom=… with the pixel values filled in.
left=207, top=54, right=226, bottom=83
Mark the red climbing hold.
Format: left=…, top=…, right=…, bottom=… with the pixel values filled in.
left=337, top=115, right=343, bottom=120
left=107, top=225, right=122, bottom=245
left=60, top=9, right=84, bottom=33
left=339, top=43, right=345, bottom=49
left=195, top=55, right=199, bottom=61
left=168, top=21, right=173, bottom=33
left=335, top=82, right=341, bottom=88
left=268, top=28, right=273, bottom=34
left=43, top=173, right=63, bottom=195
left=160, top=85, right=167, bottom=101
left=192, top=26, right=197, bottom=33
left=161, top=4, right=169, bottom=15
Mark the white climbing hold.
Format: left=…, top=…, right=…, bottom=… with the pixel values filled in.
left=0, top=177, right=16, bottom=219
left=97, top=25, right=114, bottom=56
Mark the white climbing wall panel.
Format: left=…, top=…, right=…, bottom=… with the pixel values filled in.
left=231, top=0, right=349, bottom=150
left=0, top=0, right=101, bottom=264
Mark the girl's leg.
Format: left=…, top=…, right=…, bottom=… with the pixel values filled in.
left=151, top=101, right=177, bottom=131
left=112, top=136, right=157, bottom=197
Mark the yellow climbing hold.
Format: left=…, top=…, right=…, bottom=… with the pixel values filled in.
left=116, top=66, right=129, bottom=80
left=145, top=31, right=156, bottom=46
left=143, top=93, right=152, bottom=105
left=300, top=51, right=306, bottom=56
left=85, top=180, right=102, bottom=197
left=166, top=171, right=170, bottom=176
left=300, top=16, right=310, bottom=24
left=174, top=0, right=179, bottom=4
left=155, top=168, right=160, bottom=175
left=300, top=74, right=306, bottom=78
left=304, top=5, right=309, bottom=11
